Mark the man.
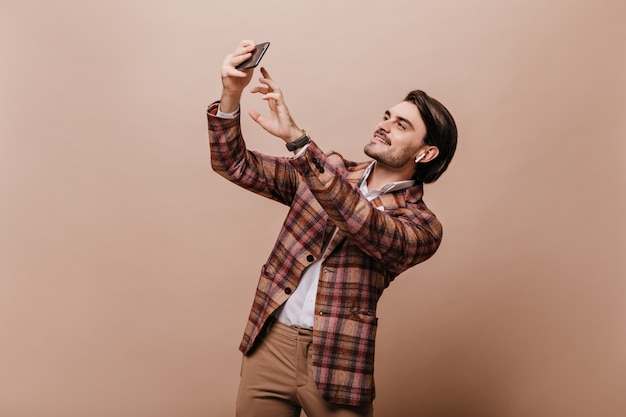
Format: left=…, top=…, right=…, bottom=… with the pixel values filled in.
left=207, top=40, right=457, bottom=417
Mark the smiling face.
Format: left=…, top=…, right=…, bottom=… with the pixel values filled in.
left=364, top=101, right=429, bottom=174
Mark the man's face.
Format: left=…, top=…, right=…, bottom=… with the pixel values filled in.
left=364, top=101, right=428, bottom=171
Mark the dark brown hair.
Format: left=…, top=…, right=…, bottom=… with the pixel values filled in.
left=405, top=90, right=458, bottom=183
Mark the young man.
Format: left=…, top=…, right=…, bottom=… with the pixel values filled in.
left=208, top=41, right=457, bottom=417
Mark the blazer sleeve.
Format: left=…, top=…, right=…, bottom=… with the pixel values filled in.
left=289, top=141, right=442, bottom=273
left=207, top=101, right=300, bottom=206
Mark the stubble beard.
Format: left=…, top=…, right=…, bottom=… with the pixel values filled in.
left=364, top=142, right=417, bottom=170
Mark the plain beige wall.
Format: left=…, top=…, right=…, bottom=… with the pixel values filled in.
left=1, top=1, right=625, bottom=416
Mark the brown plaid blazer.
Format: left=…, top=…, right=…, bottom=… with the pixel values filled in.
left=207, top=102, right=442, bottom=406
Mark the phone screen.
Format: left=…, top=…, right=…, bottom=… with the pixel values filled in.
left=236, top=42, right=270, bottom=70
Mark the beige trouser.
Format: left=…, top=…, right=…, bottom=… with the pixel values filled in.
left=236, top=320, right=374, bottom=417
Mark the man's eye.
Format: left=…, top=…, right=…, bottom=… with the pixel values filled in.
left=398, top=122, right=406, bottom=130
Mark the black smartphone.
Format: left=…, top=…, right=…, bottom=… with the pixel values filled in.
left=236, top=42, right=270, bottom=70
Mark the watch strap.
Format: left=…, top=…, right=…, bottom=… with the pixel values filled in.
left=285, top=130, right=311, bottom=152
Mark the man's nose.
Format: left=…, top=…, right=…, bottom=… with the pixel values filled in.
left=377, top=120, right=391, bottom=131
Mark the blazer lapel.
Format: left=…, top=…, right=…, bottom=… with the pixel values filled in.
left=320, top=163, right=425, bottom=259
left=319, top=163, right=367, bottom=257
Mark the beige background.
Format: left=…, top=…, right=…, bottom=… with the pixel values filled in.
left=1, top=1, right=625, bottom=416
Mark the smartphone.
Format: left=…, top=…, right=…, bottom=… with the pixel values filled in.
left=236, top=42, right=270, bottom=70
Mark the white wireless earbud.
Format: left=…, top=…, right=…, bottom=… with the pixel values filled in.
left=415, top=152, right=426, bottom=163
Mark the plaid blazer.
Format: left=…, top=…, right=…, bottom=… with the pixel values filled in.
left=207, top=102, right=442, bottom=406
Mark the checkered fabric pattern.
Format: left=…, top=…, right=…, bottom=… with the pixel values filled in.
left=207, top=102, right=442, bottom=406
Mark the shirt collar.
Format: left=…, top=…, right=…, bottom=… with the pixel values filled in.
left=358, top=161, right=415, bottom=199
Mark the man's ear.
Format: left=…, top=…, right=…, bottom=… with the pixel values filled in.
left=417, top=146, right=439, bottom=163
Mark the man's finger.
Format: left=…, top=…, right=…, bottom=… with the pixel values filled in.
left=260, top=67, right=271, bottom=79
left=240, top=40, right=255, bottom=49
left=262, top=92, right=281, bottom=102
left=250, top=86, right=270, bottom=94
left=233, top=52, right=252, bottom=64
left=248, top=108, right=263, bottom=125
left=259, top=77, right=280, bottom=94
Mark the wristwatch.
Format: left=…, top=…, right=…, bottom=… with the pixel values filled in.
left=285, top=130, right=311, bottom=152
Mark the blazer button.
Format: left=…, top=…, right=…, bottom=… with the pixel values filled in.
left=285, top=287, right=292, bottom=294
left=306, top=254, right=314, bottom=262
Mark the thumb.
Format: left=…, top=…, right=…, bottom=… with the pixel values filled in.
left=248, top=108, right=272, bottom=133
left=248, top=108, right=263, bottom=125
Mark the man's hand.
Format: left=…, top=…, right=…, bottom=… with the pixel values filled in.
left=248, top=67, right=303, bottom=143
left=219, top=40, right=256, bottom=113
